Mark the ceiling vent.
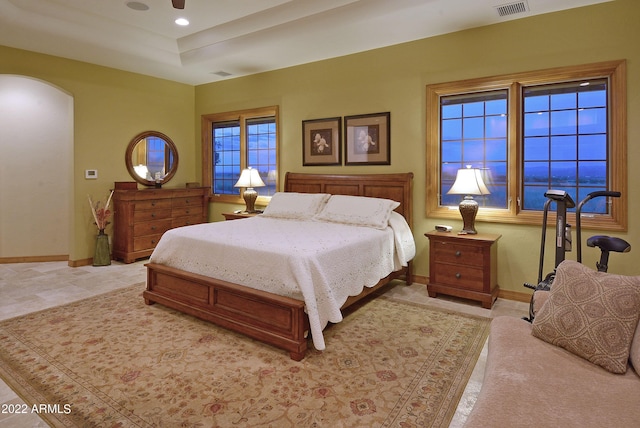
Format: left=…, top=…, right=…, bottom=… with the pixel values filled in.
left=211, top=71, right=232, bottom=77
left=495, top=1, right=529, bottom=17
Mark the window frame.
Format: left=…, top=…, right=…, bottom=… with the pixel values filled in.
left=202, top=105, right=279, bottom=205
left=426, top=60, right=627, bottom=231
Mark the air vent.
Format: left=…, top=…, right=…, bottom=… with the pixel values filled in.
left=211, top=71, right=232, bottom=77
left=495, top=1, right=529, bottom=17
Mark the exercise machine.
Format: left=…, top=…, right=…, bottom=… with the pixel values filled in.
left=523, top=190, right=630, bottom=321
left=575, top=191, right=631, bottom=272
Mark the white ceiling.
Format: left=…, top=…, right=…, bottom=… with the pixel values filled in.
left=0, top=0, right=611, bottom=85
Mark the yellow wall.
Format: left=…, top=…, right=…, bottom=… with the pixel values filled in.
left=0, top=46, right=197, bottom=262
left=1, top=0, right=637, bottom=296
left=195, top=0, right=639, bottom=295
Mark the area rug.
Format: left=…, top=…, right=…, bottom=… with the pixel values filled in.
left=0, top=284, right=490, bottom=427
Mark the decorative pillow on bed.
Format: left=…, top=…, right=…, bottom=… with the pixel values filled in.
left=314, top=194, right=400, bottom=229
left=261, top=192, right=330, bottom=220
left=532, top=260, right=640, bottom=374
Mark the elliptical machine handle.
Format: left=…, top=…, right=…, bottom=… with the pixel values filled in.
left=584, top=191, right=621, bottom=199
left=576, top=190, right=622, bottom=263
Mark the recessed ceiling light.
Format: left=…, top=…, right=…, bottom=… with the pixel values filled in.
left=175, top=18, right=189, bottom=26
left=126, top=1, right=149, bottom=11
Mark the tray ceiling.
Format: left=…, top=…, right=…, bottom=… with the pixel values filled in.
left=0, top=0, right=612, bottom=85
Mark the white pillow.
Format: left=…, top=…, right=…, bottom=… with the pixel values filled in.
left=314, top=194, right=400, bottom=229
left=261, top=192, right=330, bottom=220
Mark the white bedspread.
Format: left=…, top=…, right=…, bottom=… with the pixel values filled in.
left=149, top=215, right=414, bottom=350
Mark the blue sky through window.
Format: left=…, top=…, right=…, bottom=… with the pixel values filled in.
left=440, top=79, right=608, bottom=213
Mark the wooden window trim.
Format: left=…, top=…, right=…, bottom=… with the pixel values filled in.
left=202, top=106, right=279, bottom=205
left=426, top=60, right=627, bottom=231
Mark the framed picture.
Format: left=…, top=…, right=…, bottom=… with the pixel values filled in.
left=344, top=112, right=390, bottom=165
left=302, top=117, right=342, bottom=166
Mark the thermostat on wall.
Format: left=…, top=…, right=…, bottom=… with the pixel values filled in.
left=85, top=169, right=98, bottom=179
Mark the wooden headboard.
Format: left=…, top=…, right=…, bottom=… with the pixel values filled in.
left=284, top=172, right=414, bottom=228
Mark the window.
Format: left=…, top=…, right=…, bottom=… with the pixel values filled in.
left=522, top=80, right=608, bottom=212
left=202, top=106, right=279, bottom=204
left=426, top=60, right=626, bottom=231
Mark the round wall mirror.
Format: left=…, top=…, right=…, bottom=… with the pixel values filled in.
left=125, top=131, right=179, bottom=187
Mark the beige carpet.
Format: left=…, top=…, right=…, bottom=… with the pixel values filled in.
left=0, top=283, right=490, bottom=427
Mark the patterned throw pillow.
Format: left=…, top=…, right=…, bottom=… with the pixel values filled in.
left=532, top=260, right=640, bottom=374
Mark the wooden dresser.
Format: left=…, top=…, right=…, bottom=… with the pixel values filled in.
left=112, top=187, right=209, bottom=263
left=425, top=231, right=501, bottom=309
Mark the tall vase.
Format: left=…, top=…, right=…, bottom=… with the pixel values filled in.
left=93, top=229, right=111, bottom=266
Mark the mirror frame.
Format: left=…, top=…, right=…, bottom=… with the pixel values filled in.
left=125, top=130, right=179, bottom=187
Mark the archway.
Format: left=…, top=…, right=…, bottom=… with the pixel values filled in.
left=0, top=75, right=73, bottom=260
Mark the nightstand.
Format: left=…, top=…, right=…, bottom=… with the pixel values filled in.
left=425, top=231, right=501, bottom=309
left=222, top=212, right=260, bottom=221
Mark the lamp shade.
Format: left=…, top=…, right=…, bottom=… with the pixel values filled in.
left=447, top=166, right=490, bottom=196
left=234, top=167, right=265, bottom=188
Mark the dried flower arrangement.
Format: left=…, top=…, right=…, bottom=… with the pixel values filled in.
left=88, top=190, right=114, bottom=231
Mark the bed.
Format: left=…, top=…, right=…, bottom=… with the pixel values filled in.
left=143, top=172, right=414, bottom=360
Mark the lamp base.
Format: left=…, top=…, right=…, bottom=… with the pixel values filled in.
left=243, top=188, right=258, bottom=213
left=458, top=196, right=479, bottom=235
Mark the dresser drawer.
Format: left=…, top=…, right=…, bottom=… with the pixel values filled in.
left=431, top=240, right=484, bottom=267
left=133, top=219, right=172, bottom=236
left=133, top=208, right=172, bottom=222
left=433, top=263, right=484, bottom=292
left=172, top=215, right=204, bottom=228
left=172, top=196, right=203, bottom=209
left=134, top=234, right=164, bottom=251
left=171, top=206, right=203, bottom=218
left=134, top=199, right=172, bottom=211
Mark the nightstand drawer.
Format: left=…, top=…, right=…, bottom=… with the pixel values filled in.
left=433, top=263, right=484, bottom=292
left=431, top=240, right=484, bottom=267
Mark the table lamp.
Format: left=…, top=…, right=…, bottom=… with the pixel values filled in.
left=234, top=167, right=266, bottom=213
left=447, top=166, right=490, bottom=234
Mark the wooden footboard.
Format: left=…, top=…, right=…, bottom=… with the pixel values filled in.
left=143, top=263, right=310, bottom=361
left=144, top=262, right=411, bottom=360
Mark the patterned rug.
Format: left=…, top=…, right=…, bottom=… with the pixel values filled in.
left=0, top=284, right=490, bottom=427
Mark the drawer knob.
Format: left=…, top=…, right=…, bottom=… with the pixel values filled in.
left=151, top=226, right=156, bottom=230
left=455, top=251, right=462, bottom=257
left=186, top=199, right=190, bottom=203
left=151, top=202, right=156, bottom=206
left=151, top=213, right=156, bottom=218
left=185, top=210, right=190, bottom=214
left=151, top=239, right=156, bottom=244
left=455, top=272, right=462, bottom=279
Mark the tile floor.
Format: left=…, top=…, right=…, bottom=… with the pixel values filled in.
left=0, top=261, right=528, bottom=427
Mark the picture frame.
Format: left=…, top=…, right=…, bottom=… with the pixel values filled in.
left=302, top=117, right=342, bottom=166
left=344, top=112, right=390, bottom=165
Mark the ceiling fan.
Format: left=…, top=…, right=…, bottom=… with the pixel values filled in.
left=172, top=0, right=185, bottom=9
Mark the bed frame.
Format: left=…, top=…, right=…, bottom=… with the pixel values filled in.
left=143, top=172, right=413, bottom=360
